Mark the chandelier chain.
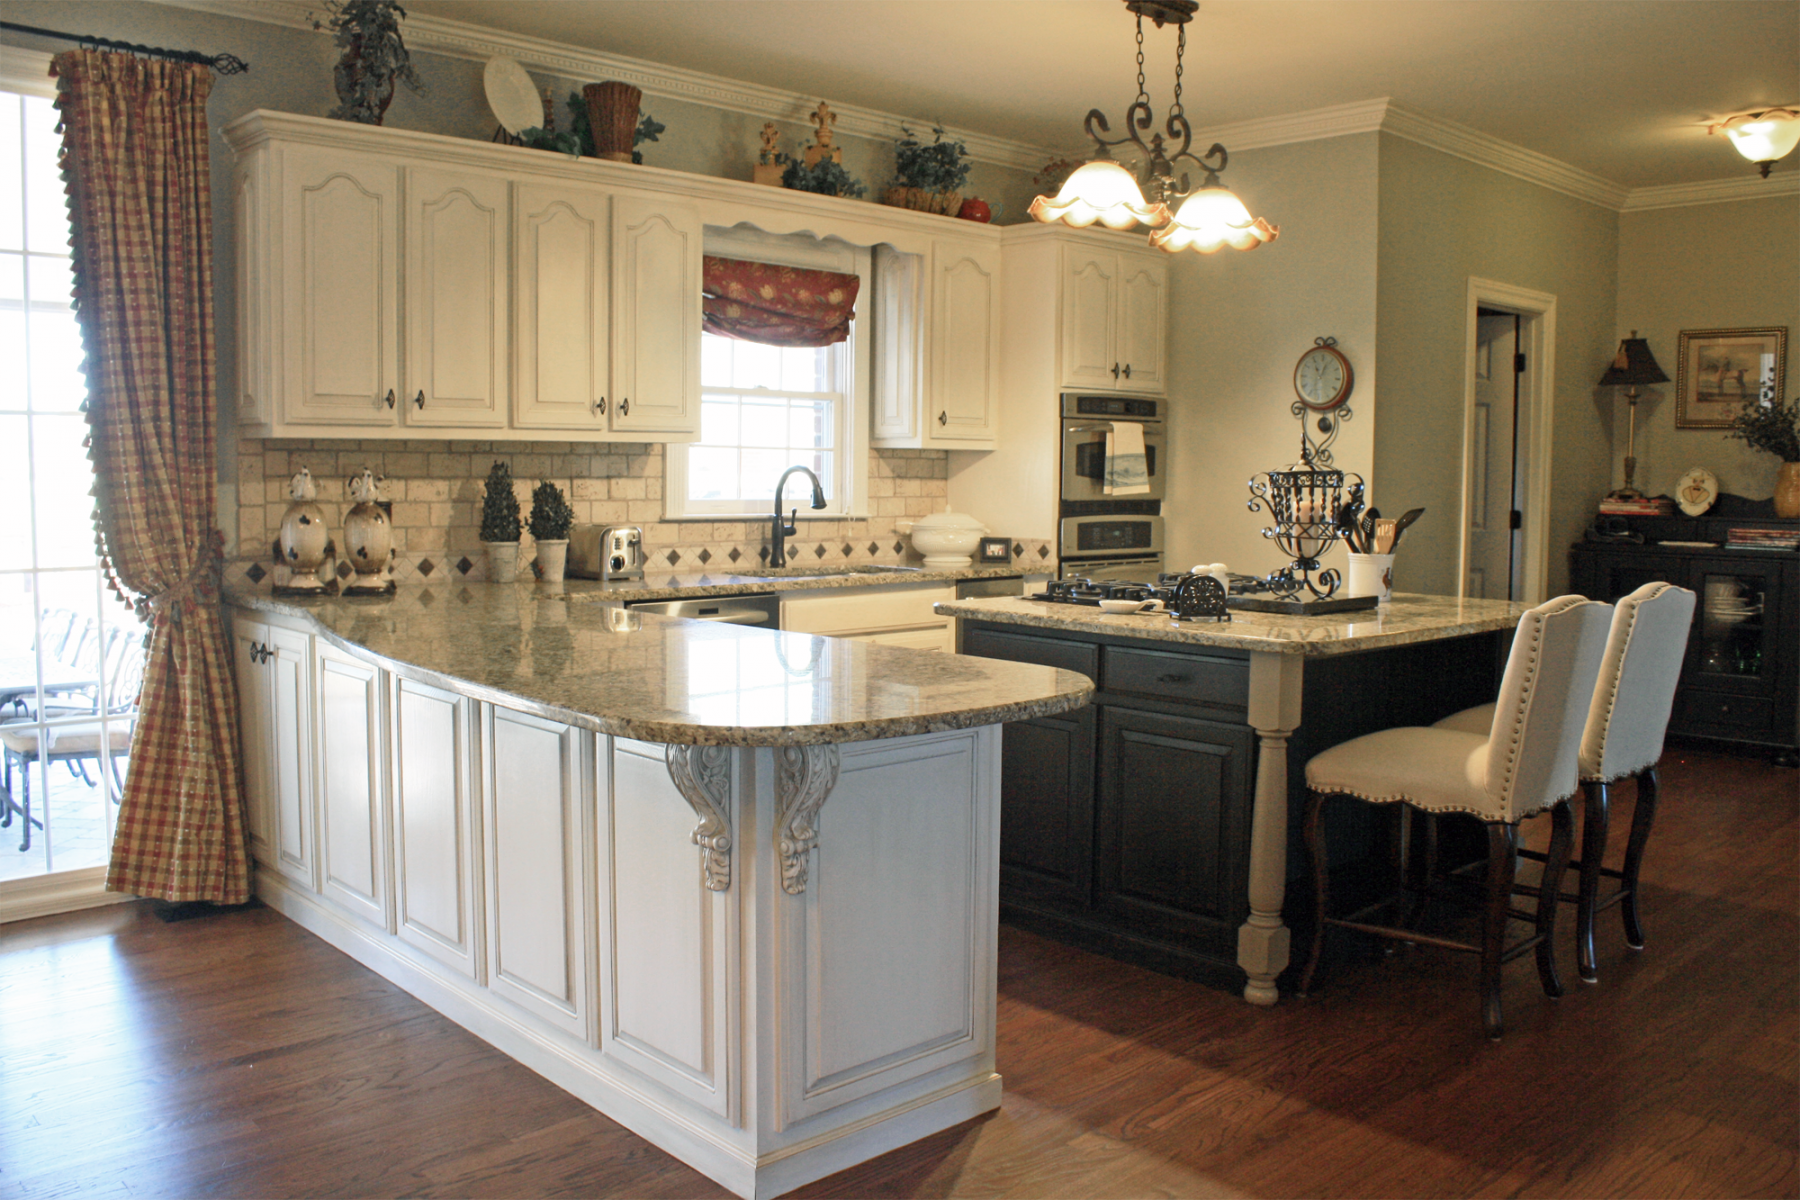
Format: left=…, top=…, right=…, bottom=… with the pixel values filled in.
left=1134, top=13, right=1149, bottom=106
left=1171, top=23, right=1186, bottom=120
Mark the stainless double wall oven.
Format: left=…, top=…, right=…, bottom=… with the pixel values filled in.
left=1058, top=393, right=1165, bottom=581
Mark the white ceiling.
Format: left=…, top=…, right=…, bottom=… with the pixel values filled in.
left=399, top=0, right=1800, bottom=191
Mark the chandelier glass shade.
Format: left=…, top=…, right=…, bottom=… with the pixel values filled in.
left=1030, top=0, right=1276, bottom=255
left=1711, top=108, right=1800, bottom=177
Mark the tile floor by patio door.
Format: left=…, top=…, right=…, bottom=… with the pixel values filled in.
left=0, top=71, right=144, bottom=916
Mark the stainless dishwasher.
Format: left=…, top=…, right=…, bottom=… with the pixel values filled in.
left=623, top=593, right=780, bottom=627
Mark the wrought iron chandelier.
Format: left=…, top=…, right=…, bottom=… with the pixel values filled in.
left=1030, top=0, right=1277, bottom=254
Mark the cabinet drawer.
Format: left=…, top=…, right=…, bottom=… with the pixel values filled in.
left=1104, top=646, right=1248, bottom=708
left=781, top=584, right=953, bottom=635
left=1676, top=689, right=1773, bottom=736
left=962, top=626, right=1099, bottom=679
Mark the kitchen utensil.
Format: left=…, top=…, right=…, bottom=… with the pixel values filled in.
left=1359, top=508, right=1380, bottom=555
left=1374, top=519, right=1398, bottom=554
left=1389, top=507, right=1425, bottom=548
left=1099, top=598, right=1165, bottom=614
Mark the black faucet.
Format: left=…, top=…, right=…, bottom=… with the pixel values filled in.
left=771, top=465, right=827, bottom=569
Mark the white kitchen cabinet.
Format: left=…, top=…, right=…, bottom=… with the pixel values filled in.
left=1059, top=242, right=1166, bottom=394
left=391, top=674, right=481, bottom=980
left=781, top=583, right=956, bottom=651
left=609, top=194, right=703, bottom=434
left=484, top=705, right=591, bottom=1040
left=404, top=168, right=509, bottom=428
left=513, top=184, right=611, bottom=432
left=871, top=240, right=1001, bottom=449
left=314, top=641, right=389, bottom=931
left=234, top=614, right=316, bottom=891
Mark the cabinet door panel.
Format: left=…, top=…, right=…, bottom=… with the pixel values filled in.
left=393, top=675, right=480, bottom=978
left=281, top=146, right=398, bottom=425
left=1095, top=706, right=1252, bottom=948
left=316, top=646, right=388, bottom=928
left=514, top=185, right=610, bottom=430
left=486, top=707, right=589, bottom=1039
left=232, top=619, right=275, bottom=866
left=1060, top=248, right=1118, bottom=390
left=999, top=708, right=1095, bottom=910
left=1115, top=258, right=1166, bottom=393
left=405, top=168, right=507, bottom=427
left=611, top=195, right=700, bottom=434
left=928, top=240, right=1000, bottom=442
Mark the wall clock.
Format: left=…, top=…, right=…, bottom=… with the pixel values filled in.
left=1294, top=337, right=1354, bottom=411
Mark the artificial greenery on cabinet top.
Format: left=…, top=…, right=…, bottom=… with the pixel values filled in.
left=480, top=460, right=522, bottom=543
left=891, top=124, right=970, bottom=193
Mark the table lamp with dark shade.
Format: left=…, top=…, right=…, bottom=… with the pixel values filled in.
left=1600, top=331, right=1669, bottom=502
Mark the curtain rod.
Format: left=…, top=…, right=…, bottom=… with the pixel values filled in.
left=1, top=21, right=250, bottom=75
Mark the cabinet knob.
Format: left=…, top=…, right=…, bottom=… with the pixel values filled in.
left=938, top=410, right=948, bottom=426
left=383, top=389, right=395, bottom=410
left=1111, top=362, right=1121, bottom=380
left=620, top=398, right=630, bottom=416
left=414, top=390, right=425, bottom=409
left=595, top=396, right=607, bottom=414
left=1122, top=363, right=1132, bottom=380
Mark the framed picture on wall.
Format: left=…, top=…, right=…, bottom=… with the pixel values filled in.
left=1674, top=326, right=1788, bottom=429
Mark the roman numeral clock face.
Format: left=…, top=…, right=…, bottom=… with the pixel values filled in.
left=1295, top=342, right=1353, bottom=411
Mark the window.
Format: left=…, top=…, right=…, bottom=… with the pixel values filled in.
left=0, top=51, right=143, bottom=901
left=665, top=228, right=870, bottom=520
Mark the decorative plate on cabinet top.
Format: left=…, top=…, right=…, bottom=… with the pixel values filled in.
left=1675, top=466, right=1718, bottom=516
left=483, top=56, right=542, bottom=135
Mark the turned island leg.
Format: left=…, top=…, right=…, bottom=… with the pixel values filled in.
left=1239, top=651, right=1304, bottom=1005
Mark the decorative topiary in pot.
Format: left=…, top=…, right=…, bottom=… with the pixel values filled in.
left=312, top=0, right=425, bottom=126
left=528, top=479, right=575, bottom=583
left=480, top=460, right=523, bottom=582
left=885, top=124, right=970, bottom=215
left=1728, top=393, right=1800, bottom=517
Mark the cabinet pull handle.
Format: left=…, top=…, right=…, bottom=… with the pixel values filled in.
left=595, top=396, right=607, bottom=414
left=938, top=410, right=948, bottom=426
left=1157, top=673, right=1189, bottom=683
left=414, top=390, right=425, bottom=409
left=1111, top=362, right=1121, bottom=380
left=620, top=398, right=630, bottom=416
left=383, top=389, right=395, bottom=409
left=1122, top=363, right=1132, bottom=379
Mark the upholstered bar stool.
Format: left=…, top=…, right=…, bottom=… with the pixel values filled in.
left=1299, top=595, right=1612, bottom=1039
left=1433, top=581, right=1695, bottom=982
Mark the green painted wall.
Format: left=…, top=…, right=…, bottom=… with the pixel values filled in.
left=1374, top=132, right=1620, bottom=597
left=1162, top=132, right=1381, bottom=580
left=1615, top=194, right=1800, bottom=501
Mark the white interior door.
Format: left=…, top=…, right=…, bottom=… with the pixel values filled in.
left=1469, top=312, right=1521, bottom=600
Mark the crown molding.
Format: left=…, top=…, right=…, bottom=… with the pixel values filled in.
left=150, top=0, right=1058, bottom=172
left=1376, top=100, right=1630, bottom=210
left=1621, top=172, right=1800, bottom=211
left=1189, top=98, right=1392, bottom=153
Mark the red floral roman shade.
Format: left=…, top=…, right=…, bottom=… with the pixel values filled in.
left=702, top=255, right=860, bottom=348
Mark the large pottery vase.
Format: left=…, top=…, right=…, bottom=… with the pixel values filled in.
left=1776, top=461, right=1800, bottom=519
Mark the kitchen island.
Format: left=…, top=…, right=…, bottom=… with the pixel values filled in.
left=937, top=592, right=1533, bottom=1004
left=228, top=584, right=1090, bottom=1200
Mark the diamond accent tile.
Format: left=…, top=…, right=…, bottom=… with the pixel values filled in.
left=456, top=556, right=474, bottom=575
left=758, top=545, right=771, bottom=562
left=1012, top=543, right=1024, bottom=557
left=867, top=542, right=879, bottom=555
left=1037, top=545, right=1051, bottom=559
left=840, top=543, right=852, bottom=557
left=893, top=540, right=905, bottom=554
left=417, top=589, right=436, bottom=606
left=666, top=549, right=681, bottom=565
left=698, top=548, right=712, bottom=564
left=336, top=561, right=354, bottom=579
left=728, top=547, right=742, bottom=562
left=812, top=544, right=826, bottom=559
left=245, top=562, right=266, bottom=584
left=417, top=558, right=435, bottom=577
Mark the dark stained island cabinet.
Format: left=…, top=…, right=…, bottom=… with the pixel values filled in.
left=1570, top=519, right=1798, bottom=765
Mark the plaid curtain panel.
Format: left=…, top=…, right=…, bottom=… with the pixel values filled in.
left=54, top=50, right=251, bottom=903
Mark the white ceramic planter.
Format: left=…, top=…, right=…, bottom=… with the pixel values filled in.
left=909, top=511, right=987, bottom=568
left=485, top=540, right=521, bottom=583
left=536, top=539, right=569, bottom=583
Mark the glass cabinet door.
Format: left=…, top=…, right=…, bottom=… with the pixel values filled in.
left=1690, top=561, right=1780, bottom=692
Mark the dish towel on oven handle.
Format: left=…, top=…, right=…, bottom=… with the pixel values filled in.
left=1103, top=421, right=1150, bottom=495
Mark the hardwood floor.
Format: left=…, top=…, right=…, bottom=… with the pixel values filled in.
left=2, top=743, right=1794, bottom=1199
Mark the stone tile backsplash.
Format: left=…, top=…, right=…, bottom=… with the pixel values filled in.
left=230, top=438, right=1052, bottom=584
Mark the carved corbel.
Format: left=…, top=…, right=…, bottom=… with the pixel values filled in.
left=776, top=744, right=840, bottom=895
left=664, top=744, right=733, bottom=892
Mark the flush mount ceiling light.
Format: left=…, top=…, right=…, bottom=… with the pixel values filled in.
left=1709, top=107, right=1800, bottom=177
left=1030, top=0, right=1276, bottom=254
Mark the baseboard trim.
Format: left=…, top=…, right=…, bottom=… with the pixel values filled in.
left=0, top=866, right=135, bottom=925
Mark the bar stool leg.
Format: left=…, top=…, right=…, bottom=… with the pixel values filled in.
left=1481, top=821, right=1521, bottom=1041
left=1577, top=779, right=1610, bottom=983
left=1620, top=767, right=1660, bottom=949
left=1298, top=789, right=1330, bottom=997
left=1537, top=800, right=1573, bottom=1000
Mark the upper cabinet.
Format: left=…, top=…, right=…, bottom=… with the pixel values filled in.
left=872, top=239, right=1002, bottom=449
left=1057, top=242, right=1166, bottom=395
left=229, top=115, right=702, bottom=442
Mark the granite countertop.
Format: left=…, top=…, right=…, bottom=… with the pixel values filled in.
left=936, top=593, right=1535, bottom=657
left=229, top=583, right=1092, bottom=746
left=548, top=564, right=1032, bottom=603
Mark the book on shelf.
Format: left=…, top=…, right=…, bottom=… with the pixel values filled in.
left=1597, top=498, right=1674, bottom=516
left=1726, top=527, right=1800, bottom=551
